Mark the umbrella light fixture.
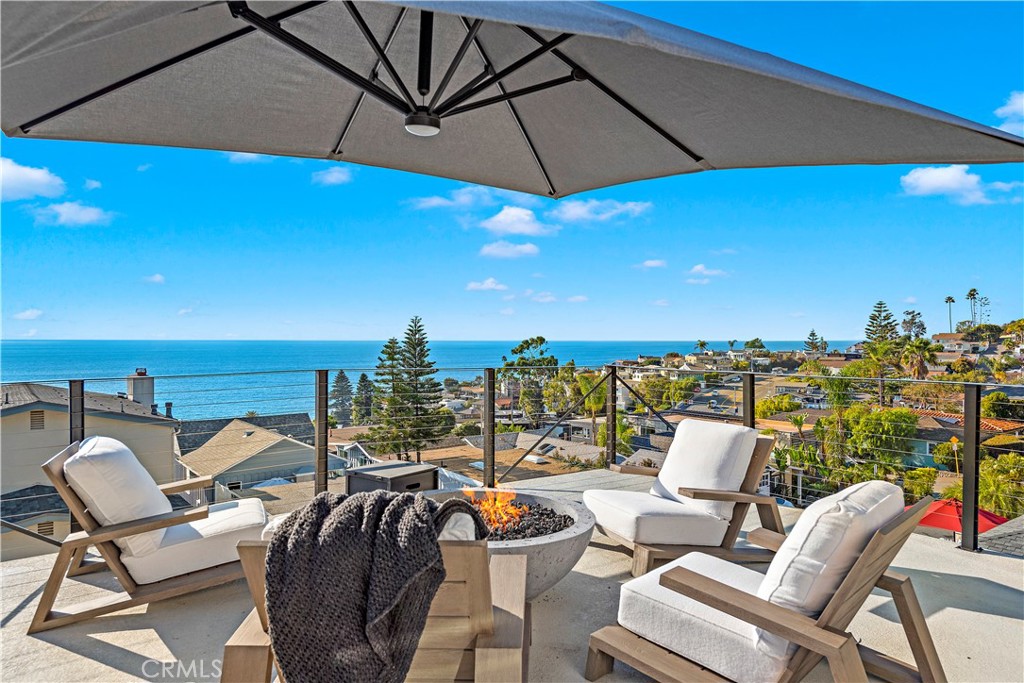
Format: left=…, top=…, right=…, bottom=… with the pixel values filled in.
left=1, top=1, right=1022, bottom=197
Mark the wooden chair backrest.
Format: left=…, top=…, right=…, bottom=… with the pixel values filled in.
left=41, top=441, right=139, bottom=591
left=782, top=496, right=931, bottom=681
left=720, top=434, right=776, bottom=548
left=236, top=537, right=494, bottom=643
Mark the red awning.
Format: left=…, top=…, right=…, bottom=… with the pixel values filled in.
left=911, top=498, right=1008, bottom=533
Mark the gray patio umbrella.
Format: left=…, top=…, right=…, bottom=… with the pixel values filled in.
left=2, top=1, right=1021, bottom=197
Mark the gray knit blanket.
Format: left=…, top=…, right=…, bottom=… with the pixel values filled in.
left=265, top=491, right=488, bottom=683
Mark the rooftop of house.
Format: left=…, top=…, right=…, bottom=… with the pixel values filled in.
left=908, top=408, right=1024, bottom=434
left=178, top=419, right=313, bottom=477
left=175, top=412, right=314, bottom=454
left=932, top=333, right=966, bottom=342
left=2, top=470, right=1021, bottom=682
left=0, top=382, right=175, bottom=424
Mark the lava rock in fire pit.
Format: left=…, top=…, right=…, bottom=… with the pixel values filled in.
left=483, top=502, right=574, bottom=542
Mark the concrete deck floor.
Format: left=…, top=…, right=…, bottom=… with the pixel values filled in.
left=2, top=470, right=1022, bottom=682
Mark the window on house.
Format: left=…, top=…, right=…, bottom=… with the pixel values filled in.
left=30, top=410, right=45, bottom=430
left=227, top=481, right=242, bottom=491
left=36, top=521, right=55, bottom=536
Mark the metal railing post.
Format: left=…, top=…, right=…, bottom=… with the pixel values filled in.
left=742, top=373, right=755, bottom=428
left=69, top=380, right=85, bottom=444
left=605, top=365, right=617, bottom=468
left=483, top=368, right=496, bottom=488
left=315, top=370, right=329, bottom=495
left=961, top=384, right=982, bottom=551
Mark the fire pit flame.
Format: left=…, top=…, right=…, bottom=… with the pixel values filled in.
left=462, top=487, right=522, bottom=531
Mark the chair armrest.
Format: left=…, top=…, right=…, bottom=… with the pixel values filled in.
left=611, top=464, right=659, bottom=476
left=63, top=506, right=209, bottom=547
left=159, top=475, right=212, bottom=495
left=658, top=566, right=850, bottom=656
left=747, top=528, right=787, bottom=551
left=677, top=488, right=773, bottom=504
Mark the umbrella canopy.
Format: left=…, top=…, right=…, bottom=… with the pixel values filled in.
left=913, top=498, right=1007, bottom=534
left=1, top=1, right=1022, bottom=197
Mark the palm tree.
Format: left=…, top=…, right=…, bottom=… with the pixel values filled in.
left=576, top=373, right=607, bottom=446
left=966, top=288, right=979, bottom=326
left=863, top=340, right=901, bottom=406
left=788, top=414, right=806, bottom=441
left=900, top=338, right=942, bottom=380
left=695, top=340, right=709, bottom=354
left=944, top=296, right=955, bottom=333
left=727, top=339, right=738, bottom=351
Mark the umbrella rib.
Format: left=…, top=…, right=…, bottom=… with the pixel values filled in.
left=332, top=8, right=409, bottom=156
left=428, top=18, right=484, bottom=112
left=342, top=1, right=418, bottom=112
left=517, top=26, right=713, bottom=170
left=459, top=17, right=557, bottom=197
left=442, top=73, right=581, bottom=119
left=18, top=1, right=328, bottom=133
left=229, top=2, right=410, bottom=115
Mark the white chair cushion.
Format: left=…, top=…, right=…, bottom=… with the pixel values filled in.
left=122, top=498, right=268, bottom=584
left=583, top=489, right=728, bottom=546
left=618, top=552, right=788, bottom=683
left=758, top=480, right=904, bottom=618
left=651, top=420, right=758, bottom=519
left=63, top=436, right=171, bottom=557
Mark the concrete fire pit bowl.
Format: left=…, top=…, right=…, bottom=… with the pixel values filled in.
left=434, top=489, right=595, bottom=600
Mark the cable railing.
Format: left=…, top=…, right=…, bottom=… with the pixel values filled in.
left=2, top=362, right=1022, bottom=556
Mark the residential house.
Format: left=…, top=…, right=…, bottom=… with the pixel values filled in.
left=0, top=380, right=177, bottom=559
left=931, top=333, right=987, bottom=354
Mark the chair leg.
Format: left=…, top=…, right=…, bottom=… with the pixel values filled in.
left=631, top=546, right=654, bottom=577
left=585, top=639, right=615, bottom=681
left=826, top=636, right=868, bottom=683
left=887, top=576, right=947, bottom=683
left=28, top=544, right=75, bottom=634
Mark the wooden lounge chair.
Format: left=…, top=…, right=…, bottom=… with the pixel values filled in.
left=29, top=438, right=268, bottom=634
left=586, top=482, right=946, bottom=683
left=585, top=420, right=782, bottom=576
left=221, top=538, right=530, bottom=682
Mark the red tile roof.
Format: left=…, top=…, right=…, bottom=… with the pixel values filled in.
left=908, top=408, right=1024, bottom=434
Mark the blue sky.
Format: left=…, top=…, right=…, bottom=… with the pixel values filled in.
left=2, top=1, right=1022, bottom=342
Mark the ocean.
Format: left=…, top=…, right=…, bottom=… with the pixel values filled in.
left=1, top=339, right=856, bottom=420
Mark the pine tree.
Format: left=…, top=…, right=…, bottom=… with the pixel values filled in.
left=804, top=329, right=821, bottom=353
left=328, top=370, right=353, bottom=426
left=401, top=316, right=445, bottom=463
left=864, top=301, right=898, bottom=342
left=352, top=373, right=375, bottom=425
left=369, top=338, right=409, bottom=458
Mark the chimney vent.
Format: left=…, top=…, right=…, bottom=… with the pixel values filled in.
left=165, top=401, right=173, bottom=419
left=151, top=404, right=159, bottom=415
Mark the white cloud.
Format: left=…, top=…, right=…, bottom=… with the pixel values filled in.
left=502, top=294, right=516, bottom=301
left=651, top=299, right=670, bottom=307
left=311, top=167, right=353, bottom=186
left=789, top=311, right=807, bottom=318
left=636, top=259, right=667, bottom=269
left=903, top=296, right=918, bottom=304
left=33, top=201, right=114, bottom=226
left=13, top=308, right=43, bottom=320
left=995, top=91, right=1024, bottom=136
left=900, top=164, right=1023, bottom=205
left=466, top=277, right=508, bottom=291
left=480, top=206, right=558, bottom=236
left=84, top=179, right=102, bottom=191
left=711, top=248, right=737, bottom=256
left=567, top=295, right=589, bottom=303
left=177, top=307, right=193, bottom=316
left=689, top=264, right=727, bottom=277
left=686, top=278, right=710, bottom=285
left=19, top=328, right=38, bottom=338
left=479, top=240, right=539, bottom=259
left=531, top=272, right=544, bottom=278
left=547, top=199, right=651, bottom=222
left=532, top=292, right=557, bottom=303
left=225, top=152, right=270, bottom=164
left=136, top=163, right=152, bottom=172
left=143, top=273, right=165, bottom=284
left=412, top=186, right=494, bottom=209
left=1, top=157, right=65, bottom=201
left=500, top=307, right=515, bottom=316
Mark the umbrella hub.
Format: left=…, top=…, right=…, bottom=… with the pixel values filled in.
left=405, top=109, right=441, bottom=137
